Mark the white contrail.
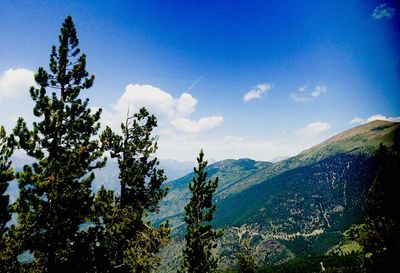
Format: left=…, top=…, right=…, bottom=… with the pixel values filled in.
left=184, top=76, right=203, bottom=92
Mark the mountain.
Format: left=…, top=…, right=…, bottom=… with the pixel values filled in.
left=5, top=120, right=399, bottom=270
left=158, top=159, right=195, bottom=181
left=152, top=158, right=272, bottom=231
left=155, top=120, right=400, bottom=270
left=92, top=158, right=195, bottom=190
left=6, top=156, right=195, bottom=204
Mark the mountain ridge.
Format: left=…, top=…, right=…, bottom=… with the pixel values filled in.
left=155, top=120, right=400, bottom=270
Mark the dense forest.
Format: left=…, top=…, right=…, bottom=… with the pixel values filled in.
left=1, top=16, right=399, bottom=273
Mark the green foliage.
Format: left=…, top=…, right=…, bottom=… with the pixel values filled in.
left=86, top=107, right=170, bottom=272
left=102, top=107, right=168, bottom=211
left=281, top=231, right=343, bottom=258
left=236, top=252, right=257, bottom=273
left=0, top=126, right=13, bottom=235
left=0, top=126, right=16, bottom=271
left=158, top=122, right=399, bottom=270
left=9, top=15, right=105, bottom=272
left=0, top=16, right=172, bottom=273
left=349, top=129, right=400, bottom=272
left=214, top=153, right=375, bottom=231
left=154, top=158, right=270, bottom=235
left=258, top=254, right=360, bottom=273
left=179, top=149, right=223, bottom=273
left=210, top=152, right=375, bottom=268
left=236, top=240, right=257, bottom=273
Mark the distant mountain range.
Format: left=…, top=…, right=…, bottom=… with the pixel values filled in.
left=6, top=120, right=399, bottom=270
left=7, top=155, right=195, bottom=198
left=154, top=120, right=399, bottom=270
left=90, top=158, right=195, bottom=192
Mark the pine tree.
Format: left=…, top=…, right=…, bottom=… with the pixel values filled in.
left=236, top=240, right=257, bottom=273
left=236, top=253, right=257, bottom=273
left=179, top=149, right=223, bottom=273
left=0, top=126, right=15, bottom=271
left=11, top=16, right=105, bottom=272
left=349, top=129, right=400, bottom=272
left=0, top=126, right=13, bottom=237
left=90, top=107, right=170, bottom=272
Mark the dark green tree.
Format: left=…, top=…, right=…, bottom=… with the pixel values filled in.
left=349, top=129, right=400, bottom=272
left=88, top=107, right=170, bottom=272
left=0, top=126, right=13, bottom=236
left=236, top=240, right=258, bottom=273
left=179, top=149, right=223, bottom=273
left=0, top=126, right=16, bottom=271
left=11, top=16, right=105, bottom=272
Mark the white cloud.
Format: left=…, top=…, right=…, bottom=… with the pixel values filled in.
left=298, top=85, right=307, bottom=92
left=176, top=93, right=197, bottom=117
left=157, top=135, right=294, bottom=162
left=220, top=135, right=244, bottom=144
left=311, top=84, right=327, bottom=98
left=243, top=83, right=272, bottom=102
left=0, top=68, right=35, bottom=101
left=113, top=84, right=200, bottom=122
left=350, top=117, right=365, bottom=124
left=101, top=83, right=223, bottom=135
left=171, top=116, right=224, bottom=134
left=115, top=84, right=193, bottom=120
left=290, top=83, right=327, bottom=102
left=351, top=114, right=400, bottom=124
left=97, top=83, right=336, bottom=162
left=0, top=68, right=36, bottom=130
left=372, top=3, right=396, bottom=20
left=295, top=121, right=331, bottom=138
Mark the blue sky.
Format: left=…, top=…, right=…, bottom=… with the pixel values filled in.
left=1, top=0, right=399, bottom=161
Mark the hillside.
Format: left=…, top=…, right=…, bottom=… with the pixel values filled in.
left=155, top=120, right=400, bottom=270
left=217, top=120, right=399, bottom=197
left=152, top=158, right=272, bottom=231
left=92, top=158, right=196, bottom=192
left=6, top=120, right=399, bottom=270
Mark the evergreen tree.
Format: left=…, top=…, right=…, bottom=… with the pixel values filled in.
left=179, top=149, right=223, bottom=273
left=236, top=240, right=257, bottom=273
left=0, top=126, right=16, bottom=271
left=89, top=107, right=170, bottom=272
left=0, top=126, right=13, bottom=236
left=11, top=16, right=105, bottom=272
left=349, top=129, right=400, bottom=272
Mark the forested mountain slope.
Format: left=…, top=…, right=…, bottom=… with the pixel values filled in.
left=155, top=120, right=400, bottom=269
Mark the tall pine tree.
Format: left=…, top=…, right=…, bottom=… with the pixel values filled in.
left=89, top=107, right=170, bottom=272
left=11, top=16, right=105, bottom=272
left=0, top=125, right=15, bottom=272
left=0, top=126, right=13, bottom=237
left=179, top=149, right=223, bottom=273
